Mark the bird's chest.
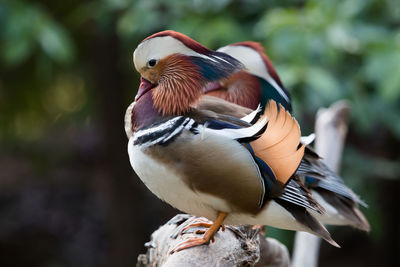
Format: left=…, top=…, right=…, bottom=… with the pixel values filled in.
left=127, top=138, right=219, bottom=220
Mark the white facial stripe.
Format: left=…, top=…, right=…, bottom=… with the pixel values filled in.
left=213, top=55, right=231, bottom=65
left=133, top=35, right=214, bottom=72
left=218, top=45, right=289, bottom=103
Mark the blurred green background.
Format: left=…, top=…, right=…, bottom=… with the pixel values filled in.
left=0, top=0, right=399, bottom=266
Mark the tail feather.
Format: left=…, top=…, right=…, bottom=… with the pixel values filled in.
left=276, top=199, right=340, bottom=247
left=317, top=189, right=370, bottom=231
left=353, top=207, right=371, bottom=232
left=297, top=146, right=370, bottom=231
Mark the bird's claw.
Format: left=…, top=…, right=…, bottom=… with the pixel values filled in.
left=180, top=217, right=225, bottom=235
left=169, top=235, right=210, bottom=254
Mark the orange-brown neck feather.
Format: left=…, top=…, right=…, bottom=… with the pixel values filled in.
left=152, top=55, right=204, bottom=116
left=206, top=71, right=261, bottom=110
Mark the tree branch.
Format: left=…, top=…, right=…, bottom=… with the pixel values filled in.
left=137, top=214, right=289, bottom=267
left=292, top=100, right=350, bottom=267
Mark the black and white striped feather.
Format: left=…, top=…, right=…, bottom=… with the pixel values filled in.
left=133, top=115, right=267, bottom=148
left=133, top=117, right=198, bottom=147
left=278, top=179, right=325, bottom=214
left=298, top=157, right=367, bottom=207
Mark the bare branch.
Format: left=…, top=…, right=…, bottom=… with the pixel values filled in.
left=292, top=100, right=350, bottom=267
left=137, top=214, right=289, bottom=267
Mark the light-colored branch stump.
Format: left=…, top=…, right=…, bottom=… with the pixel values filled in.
left=292, top=100, right=350, bottom=267
left=137, top=214, right=289, bottom=267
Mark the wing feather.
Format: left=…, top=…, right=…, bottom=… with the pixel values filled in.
left=250, top=100, right=304, bottom=184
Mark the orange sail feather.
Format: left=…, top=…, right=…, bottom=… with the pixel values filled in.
left=250, top=100, right=305, bottom=184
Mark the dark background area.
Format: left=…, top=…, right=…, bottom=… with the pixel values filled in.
left=0, top=0, right=399, bottom=266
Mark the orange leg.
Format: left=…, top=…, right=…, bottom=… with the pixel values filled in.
left=181, top=217, right=225, bottom=233
left=170, top=212, right=227, bottom=254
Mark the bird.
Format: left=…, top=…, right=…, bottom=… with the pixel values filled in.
left=203, top=41, right=370, bottom=231
left=204, top=41, right=292, bottom=113
left=125, top=30, right=340, bottom=254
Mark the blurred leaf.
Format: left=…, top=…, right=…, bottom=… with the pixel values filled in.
left=0, top=1, right=75, bottom=66
left=1, top=1, right=37, bottom=66
left=344, top=148, right=400, bottom=181
left=327, top=22, right=361, bottom=54
left=305, top=66, right=341, bottom=100
left=2, top=36, right=34, bottom=66
left=364, top=49, right=400, bottom=103
left=38, top=21, right=75, bottom=64
left=337, top=0, right=372, bottom=19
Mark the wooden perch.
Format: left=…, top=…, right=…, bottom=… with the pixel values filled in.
left=136, top=214, right=289, bottom=267
left=137, top=100, right=350, bottom=267
left=292, top=100, right=350, bottom=267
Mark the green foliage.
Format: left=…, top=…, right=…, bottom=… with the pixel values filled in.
left=1, top=1, right=75, bottom=67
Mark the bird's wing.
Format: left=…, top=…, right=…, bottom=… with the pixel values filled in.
left=131, top=114, right=271, bottom=214
left=297, top=150, right=370, bottom=231
left=195, top=95, right=253, bottom=118
left=193, top=98, right=308, bottom=199
left=278, top=178, right=324, bottom=214
left=298, top=151, right=366, bottom=207
left=130, top=109, right=341, bottom=239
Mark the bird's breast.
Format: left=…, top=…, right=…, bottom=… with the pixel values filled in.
left=127, top=138, right=310, bottom=232
left=127, top=138, right=225, bottom=220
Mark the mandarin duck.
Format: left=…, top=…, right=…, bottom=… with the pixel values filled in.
left=125, top=30, right=339, bottom=253
left=203, top=41, right=370, bottom=231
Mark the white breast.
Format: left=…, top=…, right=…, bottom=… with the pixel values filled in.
left=128, top=138, right=229, bottom=221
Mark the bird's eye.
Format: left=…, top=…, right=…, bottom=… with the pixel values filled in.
left=147, top=59, right=157, bottom=68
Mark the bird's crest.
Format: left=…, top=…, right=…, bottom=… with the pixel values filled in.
left=217, top=42, right=291, bottom=111
left=142, top=30, right=211, bottom=55
left=134, top=30, right=243, bottom=81
left=223, top=41, right=284, bottom=88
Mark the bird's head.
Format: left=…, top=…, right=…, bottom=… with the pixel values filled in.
left=205, top=41, right=292, bottom=111
left=133, top=30, right=243, bottom=115
left=217, top=41, right=284, bottom=89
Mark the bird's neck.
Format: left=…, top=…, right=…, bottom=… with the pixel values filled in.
left=131, top=92, right=163, bottom=131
